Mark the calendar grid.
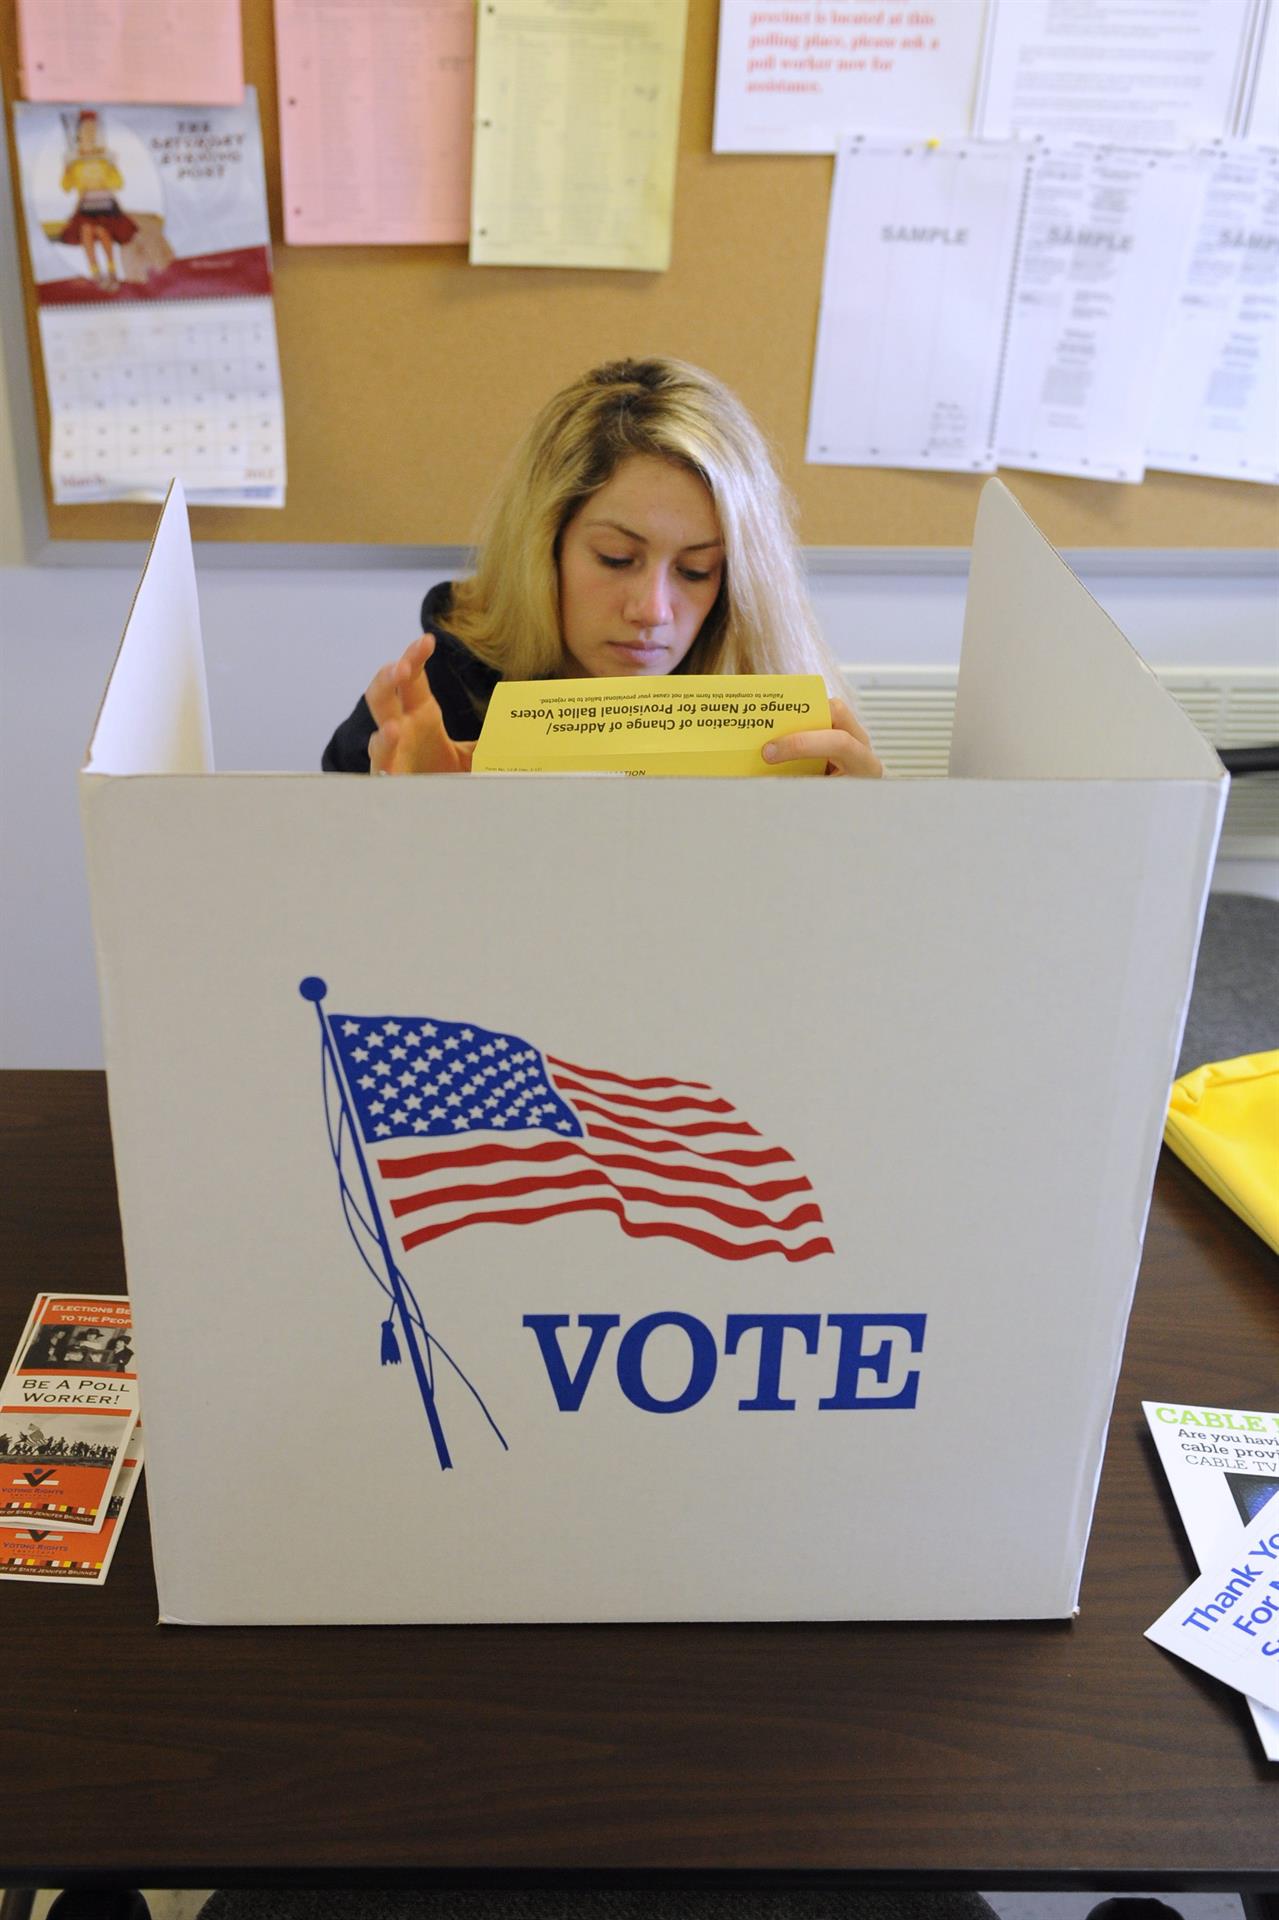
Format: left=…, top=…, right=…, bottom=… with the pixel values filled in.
left=40, top=296, right=286, bottom=505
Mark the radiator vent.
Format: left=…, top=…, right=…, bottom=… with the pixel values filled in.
left=842, top=666, right=1279, bottom=859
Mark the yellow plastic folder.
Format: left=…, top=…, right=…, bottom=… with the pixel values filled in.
left=472, top=675, right=830, bottom=776
left=1164, top=1051, right=1279, bottom=1255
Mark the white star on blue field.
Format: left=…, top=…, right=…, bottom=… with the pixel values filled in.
left=330, top=1016, right=585, bottom=1142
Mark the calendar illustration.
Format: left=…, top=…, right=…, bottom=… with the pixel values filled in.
left=14, top=92, right=286, bottom=506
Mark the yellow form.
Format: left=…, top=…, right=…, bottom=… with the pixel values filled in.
left=472, top=675, right=830, bottom=775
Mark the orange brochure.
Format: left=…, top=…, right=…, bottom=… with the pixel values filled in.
left=0, top=1293, right=139, bottom=1532
left=0, top=1404, right=136, bottom=1530
left=0, top=1443, right=143, bottom=1584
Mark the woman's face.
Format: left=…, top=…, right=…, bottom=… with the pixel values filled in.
left=556, top=455, right=724, bottom=678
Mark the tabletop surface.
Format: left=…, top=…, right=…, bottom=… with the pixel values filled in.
left=1, top=1071, right=1276, bottom=1889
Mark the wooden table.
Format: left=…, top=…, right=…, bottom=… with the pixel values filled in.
left=1, top=1072, right=1276, bottom=1892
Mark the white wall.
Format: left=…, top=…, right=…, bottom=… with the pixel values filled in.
left=2, top=552, right=1276, bottom=1068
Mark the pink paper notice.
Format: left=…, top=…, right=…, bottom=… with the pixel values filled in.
left=275, top=0, right=474, bottom=247
left=17, top=0, right=243, bottom=106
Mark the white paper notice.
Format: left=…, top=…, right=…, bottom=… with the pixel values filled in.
left=993, top=145, right=1205, bottom=483
left=1147, top=1507, right=1279, bottom=1713
left=1147, top=145, right=1279, bottom=484
left=1238, top=1, right=1279, bottom=138
left=275, top=0, right=475, bottom=246
left=1144, top=1399, right=1279, bottom=1760
left=712, top=0, right=988, bottom=153
left=807, top=138, right=1031, bottom=472
left=974, top=0, right=1260, bottom=146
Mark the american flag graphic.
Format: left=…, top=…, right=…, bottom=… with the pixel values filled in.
left=327, top=1011, right=834, bottom=1264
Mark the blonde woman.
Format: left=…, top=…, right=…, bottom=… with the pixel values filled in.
left=322, top=358, right=881, bottom=778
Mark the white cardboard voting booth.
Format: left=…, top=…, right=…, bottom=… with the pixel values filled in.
left=80, top=480, right=1227, bottom=1626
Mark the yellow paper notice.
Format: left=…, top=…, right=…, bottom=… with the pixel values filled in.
left=472, top=676, right=830, bottom=776
left=469, top=0, right=687, bottom=270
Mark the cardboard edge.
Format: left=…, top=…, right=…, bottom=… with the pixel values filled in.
left=1059, top=777, right=1231, bottom=1615
left=152, top=1603, right=1083, bottom=1626
left=960, top=479, right=1229, bottom=784
left=81, top=479, right=184, bottom=773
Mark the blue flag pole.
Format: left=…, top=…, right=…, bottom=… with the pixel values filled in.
left=300, top=976, right=453, bottom=1471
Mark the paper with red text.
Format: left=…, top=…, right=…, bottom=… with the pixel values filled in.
left=713, top=0, right=988, bottom=152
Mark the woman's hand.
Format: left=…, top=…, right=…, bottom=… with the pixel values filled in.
left=365, top=633, right=474, bottom=775
left=761, top=696, right=883, bottom=778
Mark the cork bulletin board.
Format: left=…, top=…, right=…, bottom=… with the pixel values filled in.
left=3, top=0, right=1276, bottom=549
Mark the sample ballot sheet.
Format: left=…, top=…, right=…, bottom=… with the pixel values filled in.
left=993, top=145, right=1206, bottom=482
left=974, top=0, right=1260, bottom=146
left=712, top=0, right=988, bottom=152
left=15, top=93, right=285, bottom=505
left=469, top=0, right=687, bottom=270
left=1147, top=145, right=1279, bottom=485
left=807, top=138, right=1030, bottom=472
left=274, top=0, right=474, bottom=245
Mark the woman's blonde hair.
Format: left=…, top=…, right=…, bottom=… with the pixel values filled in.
left=448, top=357, right=846, bottom=694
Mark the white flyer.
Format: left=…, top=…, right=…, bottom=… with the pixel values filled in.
left=1147, top=1508, right=1279, bottom=1714
left=712, top=0, right=988, bottom=153
left=973, top=0, right=1260, bottom=146
left=13, top=92, right=285, bottom=506
left=1143, top=1400, right=1279, bottom=1759
left=9, top=1293, right=138, bottom=1413
left=807, top=137, right=1031, bottom=472
left=993, top=144, right=1206, bottom=483
left=1147, top=145, right=1279, bottom=484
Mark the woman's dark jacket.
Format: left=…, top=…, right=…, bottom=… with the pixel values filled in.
left=321, top=582, right=500, bottom=772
